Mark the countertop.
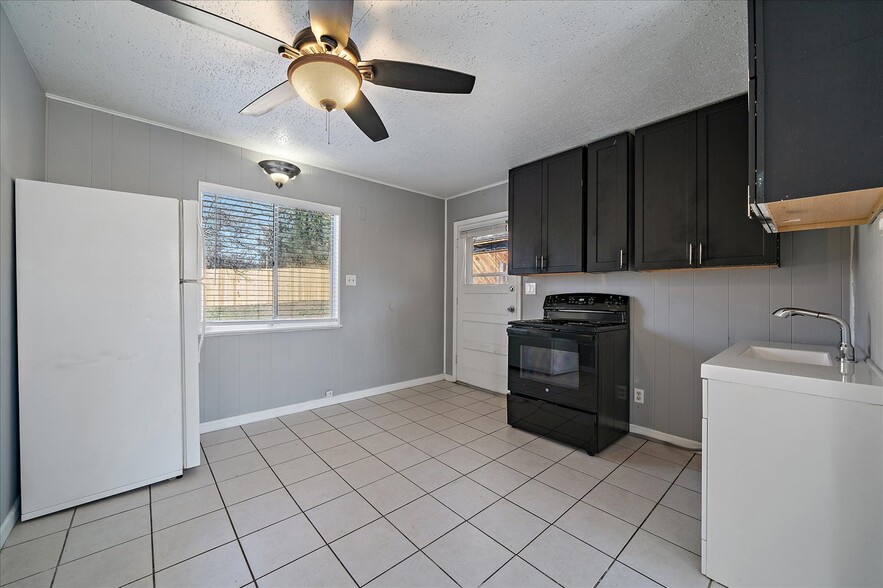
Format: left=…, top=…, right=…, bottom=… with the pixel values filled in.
left=701, top=340, right=883, bottom=406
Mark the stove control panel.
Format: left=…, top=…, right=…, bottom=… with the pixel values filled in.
left=544, top=293, right=629, bottom=311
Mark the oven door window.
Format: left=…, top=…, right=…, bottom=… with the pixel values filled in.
left=520, top=343, right=579, bottom=388
left=508, top=333, right=598, bottom=411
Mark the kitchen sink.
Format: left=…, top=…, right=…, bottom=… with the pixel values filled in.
left=740, top=345, right=834, bottom=366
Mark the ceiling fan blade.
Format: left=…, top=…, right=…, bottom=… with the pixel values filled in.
left=308, top=0, right=353, bottom=48
left=131, top=0, right=294, bottom=55
left=361, top=60, right=476, bottom=94
left=344, top=91, right=389, bottom=142
left=239, top=81, right=296, bottom=116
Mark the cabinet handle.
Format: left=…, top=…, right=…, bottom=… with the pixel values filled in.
left=747, top=186, right=752, bottom=219
left=535, top=256, right=539, bottom=270
left=688, top=243, right=693, bottom=266
left=619, top=249, right=625, bottom=269
left=698, top=243, right=703, bottom=266
left=540, top=255, right=546, bottom=269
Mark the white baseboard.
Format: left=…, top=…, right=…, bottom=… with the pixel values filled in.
left=1, top=497, right=20, bottom=548
left=629, top=424, right=702, bottom=451
left=200, top=374, right=446, bottom=434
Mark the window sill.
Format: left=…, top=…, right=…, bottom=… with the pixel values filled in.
left=204, top=320, right=342, bottom=337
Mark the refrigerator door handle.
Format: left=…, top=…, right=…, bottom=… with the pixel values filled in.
left=194, top=206, right=205, bottom=356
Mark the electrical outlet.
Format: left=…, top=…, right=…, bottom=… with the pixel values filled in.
left=634, top=388, right=644, bottom=404
left=345, top=275, right=357, bottom=286
left=325, top=390, right=334, bottom=398
left=524, top=282, right=537, bottom=295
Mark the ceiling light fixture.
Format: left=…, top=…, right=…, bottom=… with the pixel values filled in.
left=258, top=160, right=301, bottom=189
left=287, top=54, right=362, bottom=112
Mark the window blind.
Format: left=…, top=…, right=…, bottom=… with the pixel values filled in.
left=202, top=192, right=338, bottom=323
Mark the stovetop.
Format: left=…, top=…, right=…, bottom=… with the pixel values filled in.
left=508, top=317, right=627, bottom=334
left=508, top=293, right=630, bottom=334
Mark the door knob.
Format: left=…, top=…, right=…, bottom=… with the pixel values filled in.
left=507, top=306, right=516, bottom=313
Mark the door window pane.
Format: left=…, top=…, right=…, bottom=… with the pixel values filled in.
left=468, top=230, right=509, bottom=285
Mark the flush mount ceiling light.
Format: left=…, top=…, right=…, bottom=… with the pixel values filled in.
left=132, top=0, right=476, bottom=142
left=258, top=160, right=301, bottom=189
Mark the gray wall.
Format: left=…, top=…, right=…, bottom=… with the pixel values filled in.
left=445, top=184, right=508, bottom=374
left=445, top=183, right=852, bottom=442
left=44, top=98, right=445, bottom=423
left=855, top=218, right=883, bottom=368
left=1, top=5, right=46, bottom=532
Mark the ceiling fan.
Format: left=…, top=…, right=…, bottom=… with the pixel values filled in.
left=131, top=0, right=476, bottom=142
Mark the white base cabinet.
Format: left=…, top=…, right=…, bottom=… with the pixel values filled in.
left=701, top=376, right=882, bottom=587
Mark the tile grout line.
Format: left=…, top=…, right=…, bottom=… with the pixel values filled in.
left=203, top=431, right=258, bottom=586
left=47, top=504, right=75, bottom=588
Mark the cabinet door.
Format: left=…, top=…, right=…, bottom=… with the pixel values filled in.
left=698, top=96, right=778, bottom=267
left=543, top=147, right=586, bottom=273
left=754, top=0, right=883, bottom=202
left=634, top=112, right=697, bottom=270
left=508, top=161, right=544, bottom=274
left=586, top=133, right=632, bottom=272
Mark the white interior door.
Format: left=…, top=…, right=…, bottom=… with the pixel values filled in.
left=455, top=217, right=519, bottom=393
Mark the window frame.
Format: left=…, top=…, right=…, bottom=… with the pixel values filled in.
left=198, top=181, right=341, bottom=335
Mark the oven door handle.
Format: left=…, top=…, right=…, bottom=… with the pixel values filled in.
left=507, top=328, right=535, bottom=336
left=508, top=328, right=596, bottom=343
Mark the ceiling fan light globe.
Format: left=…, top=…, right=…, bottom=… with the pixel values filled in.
left=287, top=54, right=361, bottom=111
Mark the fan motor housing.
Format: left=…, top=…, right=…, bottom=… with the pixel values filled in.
left=288, top=27, right=362, bottom=66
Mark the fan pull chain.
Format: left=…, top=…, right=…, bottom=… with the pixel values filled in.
left=325, top=109, right=331, bottom=145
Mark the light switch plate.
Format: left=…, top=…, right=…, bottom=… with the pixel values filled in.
left=345, top=275, right=357, bottom=286
left=524, top=282, right=537, bottom=295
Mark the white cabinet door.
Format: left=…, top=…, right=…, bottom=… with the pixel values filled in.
left=16, top=180, right=184, bottom=519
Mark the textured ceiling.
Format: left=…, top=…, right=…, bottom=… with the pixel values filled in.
left=3, top=0, right=747, bottom=197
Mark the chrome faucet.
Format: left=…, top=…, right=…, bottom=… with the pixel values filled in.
left=772, top=307, right=856, bottom=363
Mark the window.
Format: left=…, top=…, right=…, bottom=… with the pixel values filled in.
left=465, top=225, right=509, bottom=285
left=200, top=183, right=340, bottom=333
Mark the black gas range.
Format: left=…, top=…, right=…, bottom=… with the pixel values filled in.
left=507, top=293, right=630, bottom=454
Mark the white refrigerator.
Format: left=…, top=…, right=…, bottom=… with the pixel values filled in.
left=15, top=179, right=202, bottom=521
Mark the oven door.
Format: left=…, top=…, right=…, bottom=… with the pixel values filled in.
left=507, top=327, right=598, bottom=412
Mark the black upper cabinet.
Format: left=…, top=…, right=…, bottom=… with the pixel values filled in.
left=698, top=97, right=777, bottom=267
left=544, top=149, right=586, bottom=273
left=750, top=1, right=883, bottom=208
left=508, top=161, right=544, bottom=274
left=634, top=95, right=778, bottom=271
left=634, top=112, right=697, bottom=270
left=509, top=147, right=586, bottom=275
left=586, top=133, right=633, bottom=272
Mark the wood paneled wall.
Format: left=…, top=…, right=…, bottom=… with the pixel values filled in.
left=446, top=185, right=852, bottom=442
left=44, top=98, right=445, bottom=423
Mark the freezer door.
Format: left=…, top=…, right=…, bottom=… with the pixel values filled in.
left=16, top=180, right=184, bottom=520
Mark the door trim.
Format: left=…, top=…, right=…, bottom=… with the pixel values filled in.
left=452, top=211, right=519, bottom=384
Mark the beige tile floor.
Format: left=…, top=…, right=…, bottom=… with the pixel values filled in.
left=0, top=381, right=710, bottom=588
